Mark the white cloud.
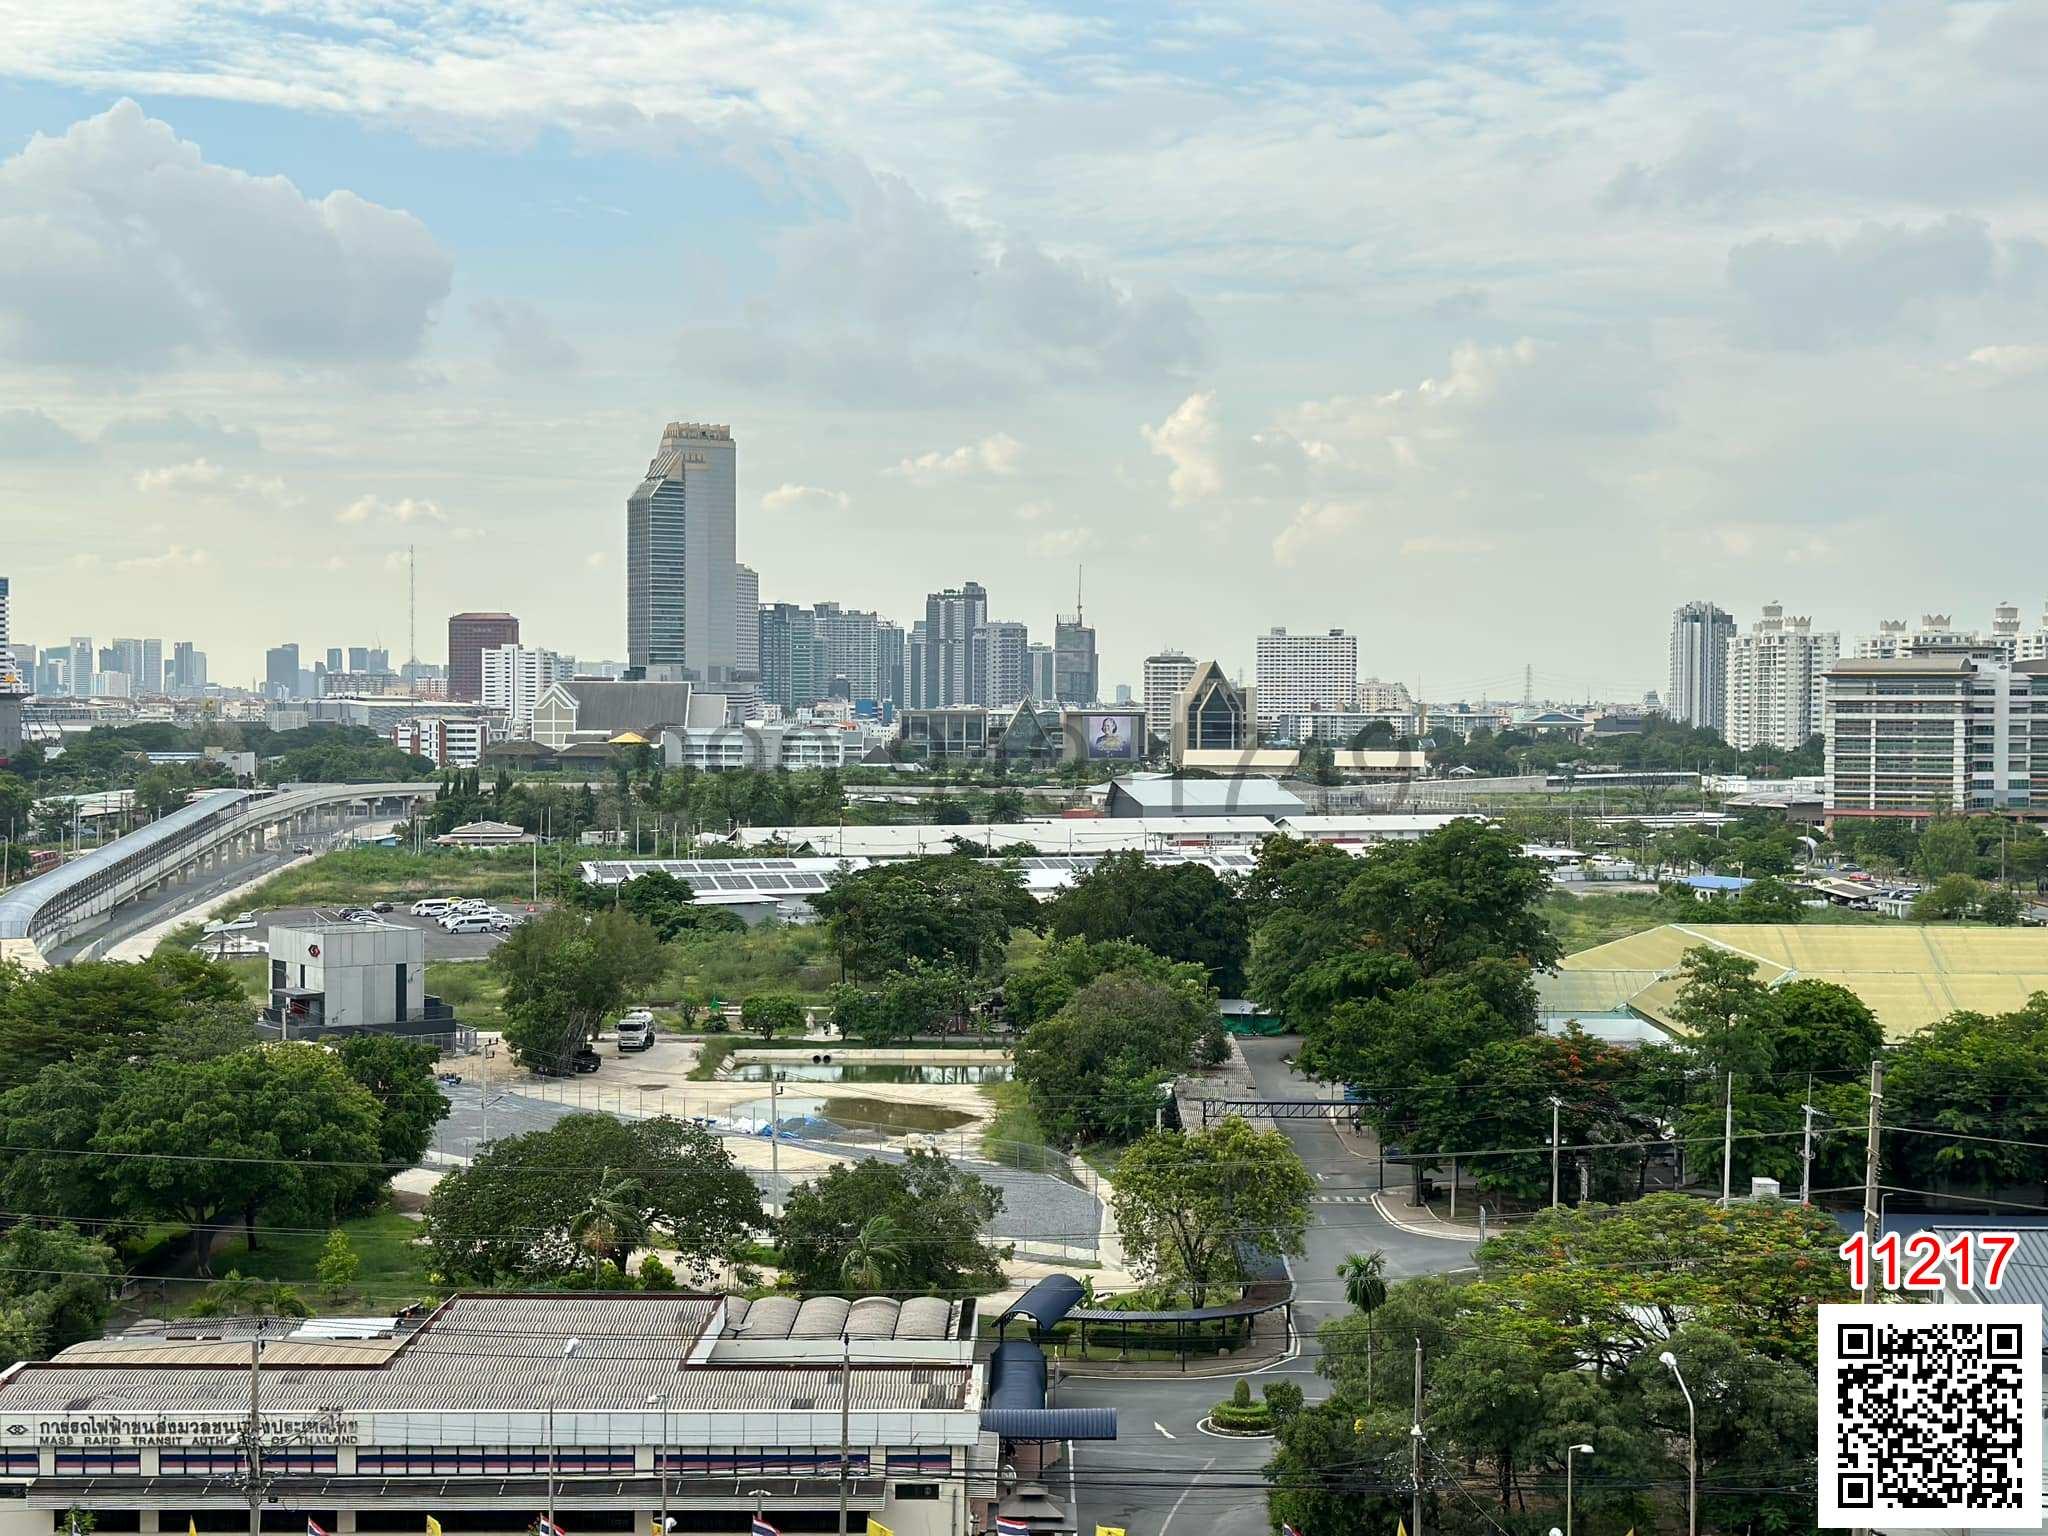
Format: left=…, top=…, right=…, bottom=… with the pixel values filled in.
left=471, top=297, right=581, bottom=373
left=1401, top=534, right=1498, bottom=557
left=888, top=432, right=1023, bottom=482
left=761, top=483, right=852, bottom=513
left=134, top=459, right=224, bottom=492
left=1961, top=344, right=2048, bottom=379
left=1142, top=392, right=1223, bottom=504
left=115, top=545, right=210, bottom=572
left=0, top=407, right=89, bottom=460
left=1030, top=526, right=1096, bottom=558
left=1013, top=502, right=1050, bottom=523
left=1272, top=501, right=1363, bottom=567
left=0, top=100, right=451, bottom=368
left=339, top=495, right=445, bottom=526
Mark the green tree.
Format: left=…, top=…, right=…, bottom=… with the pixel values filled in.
left=1886, top=995, right=2048, bottom=1190
left=424, top=1114, right=762, bottom=1284
left=1003, top=935, right=1215, bottom=1030
left=1013, top=973, right=1221, bottom=1146
left=1979, top=885, right=2024, bottom=925
left=1918, top=816, right=1981, bottom=880
left=740, top=992, right=805, bottom=1040
left=1340, top=820, right=1562, bottom=977
left=492, top=907, right=667, bottom=1071
left=335, top=1035, right=449, bottom=1172
left=1665, top=946, right=1773, bottom=1077
left=0, top=1224, right=118, bottom=1360
left=1045, top=852, right=1251, bottom=994
left=1914, top=873, right=1984, bottom=921
left=810, top=855, right=1038, bottom=981
left=778, top=1151, right=1007, bottom=1294
left=315, top=1229, right=361, bottom=1298
left=839, top=1213, right=907, bottom=1292
left=0, top=952, right=242, bottom=1090
left=188, top=1270, right=311, bottom=1319
left=1110, top=1117, right=1314, bottom=1306
left=567, top=1168, right=652, bottom=1276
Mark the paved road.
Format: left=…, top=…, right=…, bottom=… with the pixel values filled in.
left=427, top=1084, right=1102, bottom=1249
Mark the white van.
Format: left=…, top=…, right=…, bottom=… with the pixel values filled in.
left=441, top=913, right=495, bottom=933
left=411, top=898, right=454, bottom=917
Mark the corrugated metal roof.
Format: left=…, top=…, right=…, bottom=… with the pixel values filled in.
left=1934, top=1226, right=2048, bottom=1312
left=894, top=1298, right=953, bottom=1341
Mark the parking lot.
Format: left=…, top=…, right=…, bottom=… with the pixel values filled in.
left=226, top=902, right=546, bottom=961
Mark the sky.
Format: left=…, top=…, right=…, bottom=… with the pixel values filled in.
left=2, top=1, right=2046, bottom=702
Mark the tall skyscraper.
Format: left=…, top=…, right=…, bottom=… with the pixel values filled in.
left=877, top=621, right=906, bottom=710
left=0, top=578, right=20, bottom=699
left=759, top=603, right=826, bottom=712
left=326, top=647, right=344, bottom=675
left=1027, top=642, right=1057, bottom=703
left=1254, top=627, right=1358, bottom=730
left=69, top=637, right=92, bottom=699
left=976, top=620, right=1031, bottom=707
left=265, top=642, right=300, bottom=697
left=814, top=603, right=886, bottom=702
left=733, top=563, right=760, bottom=681
left=141, top=638, right=163, bottom=695
left=626, top=421, right=738, bottom=684
left=1724, top=603, right=1839, bottom=752
left=1143, top=649, right=1197, bottom=745
left=347, top=646, right=370, bottom=673
left=1054, top=605, right=1098, bottom=705
left=172, top=640, right=207, bottom=693
left=447, top=612, right=519, bottom=702
left=366, top=647, right=390, bottom=675
left=920, top=582, right=987, bottom=706
left=1668, top=600, right=1735, bottom=732
left=0, top=577, right=9, bottom=656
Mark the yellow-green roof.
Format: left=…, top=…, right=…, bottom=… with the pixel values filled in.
left=1549, top=923, right=2048, bottom=1040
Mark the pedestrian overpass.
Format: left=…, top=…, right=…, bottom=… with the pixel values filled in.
left=0, top=782, right=436, bottom=964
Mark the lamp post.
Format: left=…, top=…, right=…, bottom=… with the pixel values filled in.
left=1565, top=1442, right=1593, bottom=1536
left=547, top=1337, right=581, bottom=1533
left=750, top=1488, right=773, bottom=1534
left=1659, top=1352, right=1695, bottom=1536
left=648, top=1392, right=671, bottom=1536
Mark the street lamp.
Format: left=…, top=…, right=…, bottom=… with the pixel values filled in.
left=749, top=1487, right=774, bottom=1535
left=1565, top=1442, right=1593, bottom=1536
left=547, top=1338, right=582, bottom=1533
left=1659, top=1351, right=1695, bottom=1536
left=648, top=1393, right=671, bottom=1536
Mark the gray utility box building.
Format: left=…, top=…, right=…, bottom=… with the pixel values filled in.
left=268, top=922, right=426, bottom=1034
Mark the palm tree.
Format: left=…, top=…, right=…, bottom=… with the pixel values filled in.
left=189, top=1271, right=311, bottom=1320
left=1338, top=1250, right=1388, bottom=1402
left=840, top=1215, right=906, bottom=1294
left=567, top=1168, right=650, bottom=1278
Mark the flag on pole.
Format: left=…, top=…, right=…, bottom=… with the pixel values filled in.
left=1282, top=1525, right=1303, bottom=1536
left=752, top=1518, right=781, bottom=1536
left=308, top=1520, right=331, bottom=1536
left=1398, top=1523, right=1410, bottom=1536
left=426, top=1519, right=442, bottom=1536
left=997, top=1519, right=1033, bottom=1536
left=1097, top=1527, right=1127, bottom=1536
left=866, top=1520, right=894, bottom=1536
left=536, top=1520, right=569, bottom=1536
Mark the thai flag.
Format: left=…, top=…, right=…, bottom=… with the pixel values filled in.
left=536, top=1520, right=569, bottom=1536
left=308, top=1521, right=330, bottom=1536
left=997, top=1519, right=1032, bottom=1536
left=1282, top=1524, right=1305, bottom=1536
left=752, top=1518, right=781, bottom=1536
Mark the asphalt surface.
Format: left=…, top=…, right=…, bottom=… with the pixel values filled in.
left=427, top=1083, right=1104, bottom=1249
left=251, top=904, right=514, bottom=961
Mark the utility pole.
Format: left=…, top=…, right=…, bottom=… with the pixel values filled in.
left=1409, top=1337, right=1425, bottom=1536
left=1861, top=1058, right=1884, bottom=1306
left=244, top=1334, right=265, bottom=1536
left=1800, top=1100, right=1817, bottom=1205
left=1720, top=1071, right=1734, bottom=1204
left=837, top=1330, right=852, bottom=1536
left=1548, top=1097, right=1562, bottom=1208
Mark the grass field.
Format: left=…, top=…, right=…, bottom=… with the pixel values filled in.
left=195, top=1208, right=437, bottom=1310
left=232, top=846, right=555, bottom=910
left=1543, top=890, right=1893, bottom=953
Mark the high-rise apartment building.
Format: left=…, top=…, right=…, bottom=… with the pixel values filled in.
left=877, top=621, right=906, bottom=710
left=733, top=564, right=760, bottom=680
left=1254, top=627, right=1358, bottom=730
left=171, top=641, right=207, bottom=694
left=446, top=613, right=519, bottom=703
left=626, top=422, right=738, bottom=684
left=1723, top=603, right=1839, bottom=752
left=69, top=638, right=92, bottom=699
left=919, top=583, right=988, bottom=707
left=975, top=620, right=1031, bottom=708
left=264, top=643, right=300, bottom=697
left=140, top=638, right=162, bottom=695
left=1826, top=655, right=2048, bottom=815
left=1668, top=601, right=1735, bottom=732
left=1026, top=643, right=1057, bottom=703
left=325, top=647, right=344, bottom=675
left=1054, top=609, right=1098, bottom=705
left=814, top=603, right=887, bottom=702
left=1357, top=677, right=1412, bottom=714
left=1143, top=650, right=1197, bottom=748
left=758, top=603, right=826, bottom=712
left=482, top=644, right=576, bottom=737
left=1856, top=606, right=2038, bottom=662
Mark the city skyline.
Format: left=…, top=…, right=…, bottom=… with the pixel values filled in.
left=4, top=6, right=2044, bottom=695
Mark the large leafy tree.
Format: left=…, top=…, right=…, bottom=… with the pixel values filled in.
left=491, top=907, right=667, bottom=1071
left=0, top=952, right=243, bottom=1090
left=828, top=964, right=962, bottom=1046
left=0, top=1224, right=118, bottom=1363
left=1044, top=852, right=1251, bottom=994
left=1339, top=820, right=1561, bottom=978
left=1003, top=935, right=1215, bottom=1029
left=1110, top=1116, right=1313, bottom=1306
left=778, top=1150, right=1007, bottom=1294
left=1013, top=972, right=1222, bottom=1146
left=811, top=855, right=1038, bottom=981
left=1886, top=994, right=2048, bottom=1189
left=425, top=1114, right=762, bottom=1284
left=335, top=1035, right=451, bottom=1172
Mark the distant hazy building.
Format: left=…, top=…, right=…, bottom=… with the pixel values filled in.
left=1026, top=642, right=1057, bottom=703
left=388, top=714, right=491, bottom=769
left=733, top=563, right=760, bottom=680
left=814, top=602, right=887, bottom=702
left=1169, top=661, right=1257, bottom=763
left=68, top=638, right=92, bottom=699
left=1143, top=650, right=1197, bottom=749
left=446, top=612, right=518, bottom=703
left=481, top=643, right=575, bottom=737
left=170, top=641, right=207, bottom=694
left=265, top=642, right=300, bottom=698
left=325, top=646, right=344, bottom=675
left=917, top=582, right=988, bottom=707
left=758, top=603, right=827, bottom=712
left=976, top=620, right=1031, bottom=708
left=1856, top=607, right=2033, bottom=662
left=1826, top=655, right=2048, bottom=815
left=1668, top=601, right=1735, bottom=732
left=1255, top=627, right=1357, bottom=730
left=1358, top=677, right=1412, bottom=714
left=1054, top=607, right=1098, bottom=705
left=1724, top=603, right=1839, bottom=752
left=877, top=620, right=906, bottom=710
left=626, top=421, right=738, bottom=684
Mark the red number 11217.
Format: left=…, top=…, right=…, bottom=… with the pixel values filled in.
left=1838, top=1231, right=2016, bottom=1292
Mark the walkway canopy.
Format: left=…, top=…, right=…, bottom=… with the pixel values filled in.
left=981, top=1339, right=1116, bottom=1441
left=997, top=1274, right=1085, bottom=1335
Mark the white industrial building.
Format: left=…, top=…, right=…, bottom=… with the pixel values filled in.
left=657, top=722, right=863, bottom=773
left=265, top=921, right=428, bottom=1036
left=1253, top=627, right=1357, bottom=730
left=0, top=1292, right=1107, bottom=1536
left=1721, top=603, right=1839, bottom=753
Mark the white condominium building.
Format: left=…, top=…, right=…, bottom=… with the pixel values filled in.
left=1824, top=655, right=2048, bottom=815
left=1254, top=627, right=1357, bottom=730
left=481, top=643, right=576, bottom=737
left=1142, top=649, right=1197, bottom=748
left=1358, top=676, right=1412, bottom=714
left=1723, top=603, right=1839, bottom=752
left=1857, top=602, right=2048, bottom=663
left=1668, top=600, right=1735, bottom=732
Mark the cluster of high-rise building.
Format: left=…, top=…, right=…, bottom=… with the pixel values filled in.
left=1670, top=599, right=2048, bottom=817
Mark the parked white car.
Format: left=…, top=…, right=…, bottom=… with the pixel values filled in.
left=441, top=913, right=496, bottom=934
left=410, top=898, right=455, bottom=917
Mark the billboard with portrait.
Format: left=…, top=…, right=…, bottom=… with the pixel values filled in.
left=1081, top=712, right=1142, bottom=760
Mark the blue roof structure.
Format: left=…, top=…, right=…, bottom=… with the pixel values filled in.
left=1678, top=873, right=1753, bottom=893
left=997, top=1274, right=1086, bottom=1334
left=982, top=1340, right=1116, bottom=1441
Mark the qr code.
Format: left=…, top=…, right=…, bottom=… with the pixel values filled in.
left=1819, top=1303, right=2042, bottom=1528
